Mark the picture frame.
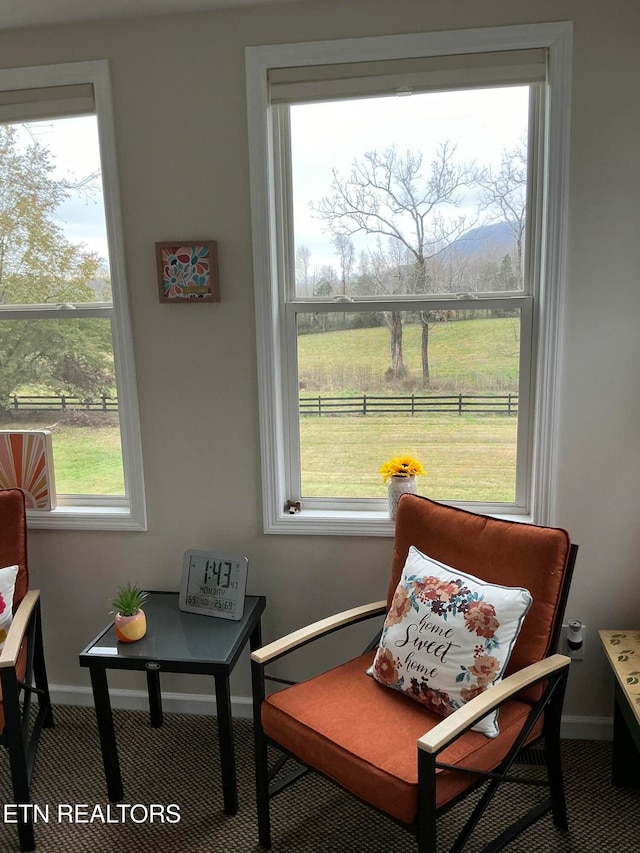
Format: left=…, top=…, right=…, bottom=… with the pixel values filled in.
left=155, top=240, right=220, bottom=303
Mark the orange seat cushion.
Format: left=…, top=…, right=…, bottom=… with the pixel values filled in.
left=263, top=651, right=541, bottom=825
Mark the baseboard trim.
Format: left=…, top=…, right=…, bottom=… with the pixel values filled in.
left=51, top=684, right=254, bottom=719
left=560, top=714, right=613, bottom=741
left=51, top=684, right=612, bottom=739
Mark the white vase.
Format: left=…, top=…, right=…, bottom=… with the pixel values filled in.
left=387, top=475, right=418, bottom=519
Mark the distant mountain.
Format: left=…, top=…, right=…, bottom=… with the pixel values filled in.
left=448, top=221, right=517, bottom=258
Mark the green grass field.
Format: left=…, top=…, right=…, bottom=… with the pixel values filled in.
left=297, top=315, right=520, bottom=393
left=298, top=315, right=520, bottom=501
left=0, top=414, right=124, bottom=495
left=300, top=414, right=517, bottom=502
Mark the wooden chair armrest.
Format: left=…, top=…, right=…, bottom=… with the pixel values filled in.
left=418, top=653, right=571, bottom=754
left=251, top=599, right=387, bottom=665
left=0, top=589, right=40, bottom=669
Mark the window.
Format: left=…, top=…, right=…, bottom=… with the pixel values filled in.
left=246, top=23, right=572, bottom=535
left=0, top=61, right=146, bottom=530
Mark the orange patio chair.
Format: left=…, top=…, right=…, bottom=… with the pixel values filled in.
left=251, top=494, right=577, bottom=853
left=0, top=488, right=54, bottom=852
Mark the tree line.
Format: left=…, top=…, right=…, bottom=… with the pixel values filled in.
left=0, top=124, right=111, bottom=415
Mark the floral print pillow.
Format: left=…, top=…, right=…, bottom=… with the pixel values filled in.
left=0, top=564, right=19, bottom=654
left=371, top=547, right=532, bottom=737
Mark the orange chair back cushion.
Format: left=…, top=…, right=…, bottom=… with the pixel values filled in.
left=0, top=489, right=29, bottom=608
left=389, top=495, right=571, bottom=677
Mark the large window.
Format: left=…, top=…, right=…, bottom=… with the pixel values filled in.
left=246, top=24, right=572, bottom=535
left=0, top=62, right=146, bottom=529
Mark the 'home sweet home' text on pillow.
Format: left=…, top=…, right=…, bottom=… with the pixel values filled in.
left=371, top=547, right=532, bottom=737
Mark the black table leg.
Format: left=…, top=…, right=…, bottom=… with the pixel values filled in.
left=250, top=618, right=263, bottom=654
left=612, top=682, right=640, bottom=788
left=214, top=674, right=238, bottom=815
left=89, top=666, right=123, bottom=801
left=146, top=669, right=163, bottom=728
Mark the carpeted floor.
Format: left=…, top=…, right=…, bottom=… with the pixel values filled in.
left=0, top=705, right=637, bottom=853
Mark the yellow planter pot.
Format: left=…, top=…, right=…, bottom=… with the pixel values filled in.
left=114, top=609, right=147, bottom=643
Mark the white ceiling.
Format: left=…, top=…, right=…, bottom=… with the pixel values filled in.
left=0, top=0, right=304, bottom=30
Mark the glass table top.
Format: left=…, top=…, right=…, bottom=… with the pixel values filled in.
left=80, top=592, right=265, bottom=668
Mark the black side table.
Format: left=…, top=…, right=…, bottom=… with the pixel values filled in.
left=79, top=591, right=266, bottom=814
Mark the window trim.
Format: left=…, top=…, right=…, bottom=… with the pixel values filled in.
left=246, top=22, right=572, bottom=535
left=0, top=60, right=147, bottom=531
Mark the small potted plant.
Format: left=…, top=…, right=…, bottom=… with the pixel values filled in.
left=112, top=582, right=148, bottom=643
left=379, top=455, right=427, bottom=520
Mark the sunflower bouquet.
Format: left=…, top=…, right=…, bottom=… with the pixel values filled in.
left=379, top=455, right=426, bottom=482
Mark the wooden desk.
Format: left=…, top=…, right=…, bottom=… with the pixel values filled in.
left=599, top=630, right=640, bottom=788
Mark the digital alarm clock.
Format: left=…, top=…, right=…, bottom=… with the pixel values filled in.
left=178, top=550, right=248, bottom=621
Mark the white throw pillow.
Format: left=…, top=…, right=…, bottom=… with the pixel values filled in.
left=371, top=546, right=532, bottom=737
left=0, top=564, right=19, bottom=654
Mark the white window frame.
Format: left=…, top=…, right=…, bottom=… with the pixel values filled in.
left=0, top=60, right=147, bottom=531
left=246, top=22, right=572, bottom=536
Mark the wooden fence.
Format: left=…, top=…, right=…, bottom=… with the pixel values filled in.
left=8, top=394, right=119, bottom=413
left=299, top=393, right=518, bottom=416
left=8, top=392, right=518, bottom=417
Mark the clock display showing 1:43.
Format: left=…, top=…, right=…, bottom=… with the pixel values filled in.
left=178, top=550, right=249, bottom=621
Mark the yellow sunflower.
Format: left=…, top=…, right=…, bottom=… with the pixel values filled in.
left=379, top=455, right=426, bottom=482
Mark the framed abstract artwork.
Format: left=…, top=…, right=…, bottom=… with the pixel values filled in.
left=0, top=430, right=56, bottom=510
left=156, top=241, right=220, bottom=303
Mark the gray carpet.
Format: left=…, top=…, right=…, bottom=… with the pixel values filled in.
left=0, top=705, right=637, bottom=852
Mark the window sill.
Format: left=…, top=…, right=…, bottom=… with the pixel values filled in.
left=26, top=504, right=147, bottom=531
left=265, top=506, right=533, bottom=536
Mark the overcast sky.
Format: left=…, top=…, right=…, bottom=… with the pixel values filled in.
left=14, top=85, right=528, bottom=275
left=290, top=86, right=529, bottom=270
left=18, top=115, right=109, bottom=263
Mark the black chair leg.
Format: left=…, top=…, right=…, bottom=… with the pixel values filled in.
left=2, top=676, right=35, bottom=852
left=33, top=607, right=54, bottom=730
left=416, top=749, right=438, bottom=853
left=544, top=732, right=568, bottom=829
left=252, top=661, right=272, bottom=849
left=16, top=816, right=35, bottom=853
left=254, top=727, right=272, bottom=849
left=544, top=677, right=569, bottom=830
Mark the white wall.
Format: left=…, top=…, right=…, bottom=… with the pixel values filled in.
left=2, top=0, right=638, bottom=729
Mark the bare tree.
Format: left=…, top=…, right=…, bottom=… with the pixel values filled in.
left=332, top=233, right=355, bottom=296
left=312, top=143, right=477, bottom=384
left=295, top=245, right=312, bottom=296
left=477, top=136, right=527, bottom=279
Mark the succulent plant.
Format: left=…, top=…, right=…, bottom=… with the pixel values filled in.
left=111, top=582, right=148, bottom=617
